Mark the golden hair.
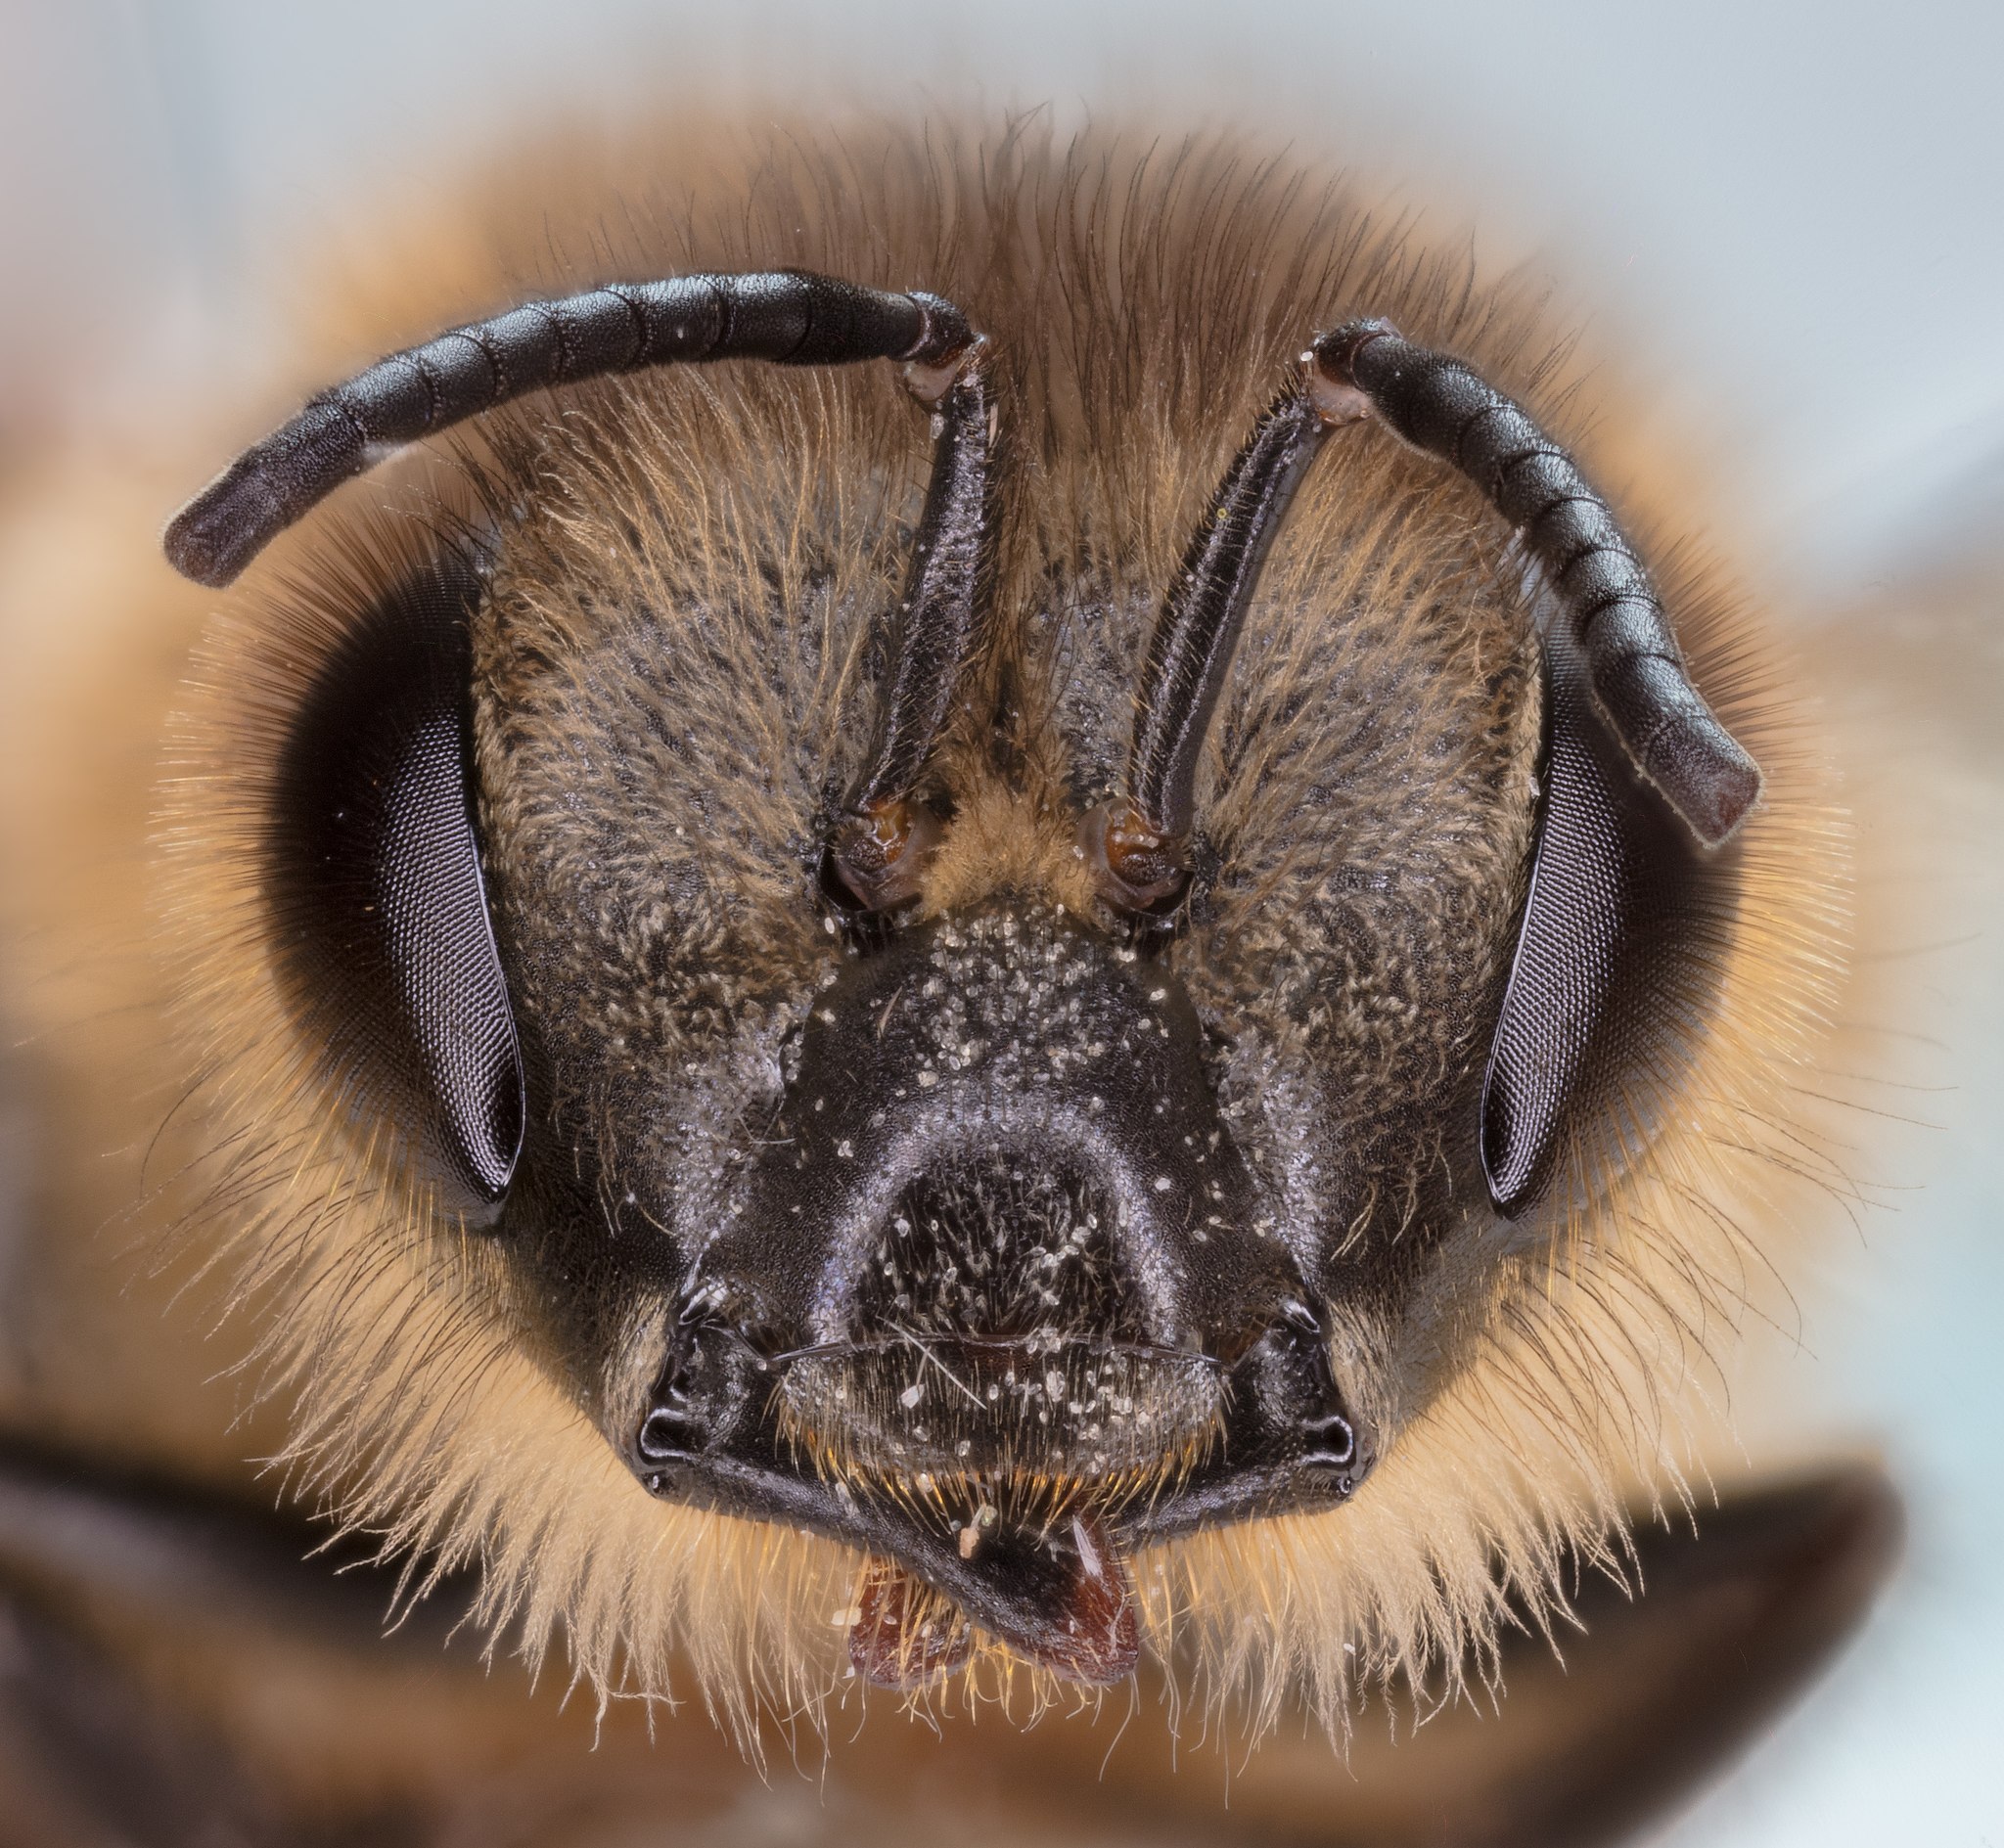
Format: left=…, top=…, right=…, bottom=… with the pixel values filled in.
left=127, top=114, right=1852, bottom=1746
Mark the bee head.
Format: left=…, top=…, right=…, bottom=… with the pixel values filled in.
left=166, top=128, right=1838, bottom=1721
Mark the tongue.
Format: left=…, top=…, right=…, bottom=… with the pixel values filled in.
left=848, top=1509, right=1140, bottom=1689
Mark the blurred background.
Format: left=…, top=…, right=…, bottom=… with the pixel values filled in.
left=2, top=2, right=2000, bottom=1842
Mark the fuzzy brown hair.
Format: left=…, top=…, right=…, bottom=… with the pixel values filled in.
left=149, top=114, right=1848, bottom=1742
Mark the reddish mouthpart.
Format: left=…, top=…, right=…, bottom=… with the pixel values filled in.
left=848, top=1509, right=1140, bottom=1689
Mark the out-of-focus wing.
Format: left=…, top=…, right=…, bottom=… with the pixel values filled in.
left=0, top=1449, right=1897, bottom=1848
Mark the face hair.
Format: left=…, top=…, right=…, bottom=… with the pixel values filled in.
left=151, top=122, right=1845, bottom=1746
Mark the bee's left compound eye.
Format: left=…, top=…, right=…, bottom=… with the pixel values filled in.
left=264, top=546, right=523, bottom=1212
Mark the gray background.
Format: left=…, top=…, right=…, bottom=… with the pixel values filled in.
left=4, top=3, right=2001, bottom=1842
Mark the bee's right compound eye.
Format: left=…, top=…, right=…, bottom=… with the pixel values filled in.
left=264, top=545, right=523, bottom=1213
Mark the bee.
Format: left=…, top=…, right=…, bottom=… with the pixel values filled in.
left=0, top=117, right=1903, bottom=1843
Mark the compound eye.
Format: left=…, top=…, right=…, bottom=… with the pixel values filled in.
left=265, top=546, right=523, bottom=1211
left=1480, top=621, right=1728, bottom=1217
